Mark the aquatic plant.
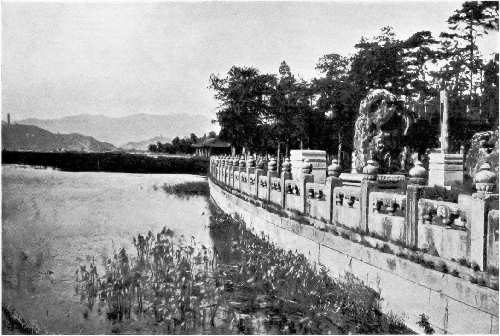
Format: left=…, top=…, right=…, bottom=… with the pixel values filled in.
left=76, top=202, right=410, bottom=334
left=2, top=305, right=41, bottom=334
left=161, top=181, right=209, bottom=198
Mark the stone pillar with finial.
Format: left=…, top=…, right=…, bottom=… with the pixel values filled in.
left=326, top=158, right=344, bottom=224
left=405, top=156, right=428, bottom=247
left=296, top=159, right=314, bottom=214
left=265, top=156, right=278, bottom=202
left=228, top=156, right=236, bottom=188
left=467, top=162, right=499, bottom=271
left=220, top=156, right=226, bottom=183
left=246, top=155, right=256, bottom=175
left=280, top=157, right=292, bottom=207
left=254, top=156, right=265, bottom=198
left=359, top=159, right=379, bottom=232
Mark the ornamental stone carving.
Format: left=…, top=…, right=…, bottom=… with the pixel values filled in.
left=352, top=89, right=414, bottom=174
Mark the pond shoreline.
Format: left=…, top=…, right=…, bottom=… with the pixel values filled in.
left=2, top=151, right=209, bottom=175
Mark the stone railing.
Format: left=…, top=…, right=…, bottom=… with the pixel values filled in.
left=209, top=155, right=499, bottom=274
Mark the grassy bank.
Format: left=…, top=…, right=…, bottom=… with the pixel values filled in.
left=1, top=151, right=209, bottom=175
left=76, top=200, right=410, bottom=334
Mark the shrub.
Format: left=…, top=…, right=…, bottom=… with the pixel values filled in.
left=471, top=262, right=481, bottom=272
left=417, top=313, right=435, bottom=334
left=487, top=266, right=499, bottom=276
left=436, top=261, right=448, bottom=273
left=424, top=260, right=435, bottom=270
left=422, top=186, right=460, bottom=203
left=458, top=258, right=470, bottom=267
left=380, top=243, right=393, bottom=254
left=451, top=269, right=460, bottom=277
left=396, top=252, right=408, bottom=259
left=360, top=239, right=372, bottom=248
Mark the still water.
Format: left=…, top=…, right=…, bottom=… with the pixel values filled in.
left=2, top=165, right=211, bottom=334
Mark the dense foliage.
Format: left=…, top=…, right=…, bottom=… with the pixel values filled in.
left=148, top=132, right=218, bottom=154
left=209, top=2, right=498, bottom=158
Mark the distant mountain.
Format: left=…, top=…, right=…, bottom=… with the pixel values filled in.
left=19, top=113, right=216, bottom=146
left=120, top=136, right=171, bottom=151
left=2, top=123, right=117, bottom=152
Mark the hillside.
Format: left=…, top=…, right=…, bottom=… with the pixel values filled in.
left=20, top=113, right=216, bottom=146
left=2, top=123, right=117, bottom=152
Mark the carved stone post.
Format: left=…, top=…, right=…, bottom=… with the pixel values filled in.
left=360, top=160, right=379, bottom=232
left=326, top=159, right=343, bottom=224
left=255, top=159, right=265, bottom=199
left=231, top=157, right=238, bottom=189
left=468, top=163, right=499, bottom=270
left=299, top=160, right=314, bottom=214
left=266, top=157, right=278, bottom=202
left=405, top=158, right=428, bottom=247
left=280, top=157, right=292, bottom=208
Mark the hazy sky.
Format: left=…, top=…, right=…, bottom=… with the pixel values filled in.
left=2, top=1, right=498, bottom=121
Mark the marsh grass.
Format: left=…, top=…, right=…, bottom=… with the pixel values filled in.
left=76, top=202, right=410, bottom=334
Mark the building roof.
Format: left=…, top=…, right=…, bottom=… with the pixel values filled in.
left=192, top=137, right=231, bottom=148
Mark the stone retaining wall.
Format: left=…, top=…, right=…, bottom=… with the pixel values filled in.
left=210, top=179, right=498, bottom=334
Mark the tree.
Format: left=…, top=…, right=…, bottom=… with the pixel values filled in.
left=209, top=66, right=275, bottom=153
left=268, top=61, right=303, bottom=155
left=190, top=133, right=198, bottom=144
left=148, top=144, right=157, bottom=152
left=400, top=31, right=439, bottom=104
left=481, top=53, right=499, bottom=124
left=313, top=53, right=357, bottom=161
left=349, top=27, right=406, bottom=100
left=440, top=1, right=499, bottom=112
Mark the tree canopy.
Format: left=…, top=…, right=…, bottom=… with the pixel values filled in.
left=208, top=2, right=498, bottom=158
